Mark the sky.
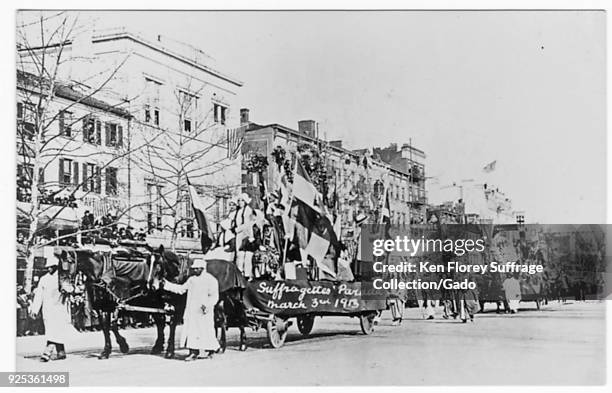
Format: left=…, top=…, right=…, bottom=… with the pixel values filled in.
left=20, top=10, right=607, bottom=223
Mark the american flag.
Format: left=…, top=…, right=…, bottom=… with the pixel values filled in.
left=226, top=125, right=246, bottom=159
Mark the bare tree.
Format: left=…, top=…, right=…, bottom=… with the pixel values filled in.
left=131, top=78, right=241, bottom=250
left=15, top=12, right=162, bottom=291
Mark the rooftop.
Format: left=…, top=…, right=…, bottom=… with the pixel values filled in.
left=17, top=70, right=132, bottom=119
left=93, top=28, right=244, bottom=87
left=247, top=122, right=413, bottom=179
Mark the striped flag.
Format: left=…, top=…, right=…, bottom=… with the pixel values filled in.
left=287, top=160, right=338, bottom=270
left=380, top=186, right=391, bottom=239
left=293, top=159, right=320, bottom=211
left=380, top=186, right=390, bottom=222
left=188, top=182, right=214, bottom=253
left=226, top=125, right=246, bottom=159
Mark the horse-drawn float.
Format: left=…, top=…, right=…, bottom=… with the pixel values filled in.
left=55, top=239, right=385, bottom=357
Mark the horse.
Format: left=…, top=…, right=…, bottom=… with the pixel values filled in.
left=205, top=258, right=250, bottom=352
left=69, top=246, right=189, bottom=359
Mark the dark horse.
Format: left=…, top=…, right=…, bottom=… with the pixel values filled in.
left=206, top=258, right=250, bottom=352
left=71, top=246, right=189, bottom=359
left=71, top=246, right=251, bottom=358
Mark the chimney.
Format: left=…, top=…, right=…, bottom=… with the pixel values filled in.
left=240, top=108, right=250, bottom=126
left=329, top=140, right=343, bottom=149
left=298, top=120, right=316, bottom=138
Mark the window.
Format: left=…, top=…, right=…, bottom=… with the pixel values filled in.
left=180, top=90, right=198, bottom=132
left=82, top=163, right=96, bottom=192
left=179, top=189, right=195, bottom=238
left=105, top=123, right=123, bottom=147
left=105, top=167, right=118, bottom=195
left=146, top=183, right=163, bottom=232
left=17, top=163, right=33, bottom=202
left=58, top=158, right=75, bottom=185
left=58, top=110, right=73, bottom=137
left=144, top=78, right=161, bottom=126
left=17, top=102, right=36, bottom=141
left=82, top=117, right=101, bottom=145
left=213, top=103, right=227, bottom=125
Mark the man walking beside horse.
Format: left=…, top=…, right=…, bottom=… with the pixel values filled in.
left=162, top=258, right=220, bottom=361
left=29, top=253, right=77, bottom=362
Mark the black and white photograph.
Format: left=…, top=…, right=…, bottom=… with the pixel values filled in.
left=3, top=5, right=610, bottom=389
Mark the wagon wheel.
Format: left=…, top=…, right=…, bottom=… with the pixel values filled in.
left=216, top=324, right=227, bottom=354
left=359, top=312, right=377, bottom=335
left=266, top=317, right=289, bottom=348
left=296, top=314, right=315, bottom=336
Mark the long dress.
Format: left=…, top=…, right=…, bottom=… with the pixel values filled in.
left=503, top=277, right=522, bottom=312
left=164, top=273, right=220, bottom=352
left=30, top=271, right=76, bottom=343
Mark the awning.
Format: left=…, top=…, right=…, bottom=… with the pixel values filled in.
left=17, top=201, right=80, bottom=232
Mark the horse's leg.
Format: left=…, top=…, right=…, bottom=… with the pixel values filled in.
left=111, top=311, right=129, bottom=354
left=165, top=315, right=177, bottom=359
left=238, top=326, right=247, bottom=351
left=151, top=313, right=165, bottom=355
left=99, top=311, right=112, bottom=359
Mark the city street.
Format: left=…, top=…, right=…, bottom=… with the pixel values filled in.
left=16, top=301, right=606, bottom=386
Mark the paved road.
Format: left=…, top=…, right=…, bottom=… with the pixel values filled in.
left=16, top=301, right=606, bottom=386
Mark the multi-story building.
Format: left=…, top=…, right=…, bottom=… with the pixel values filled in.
left=16, top=70, right=131, bottom=283
left=239, top=110, right=416, bottom=233
left=18, top=27, right=244, bottom=252
left=372, top=143, right=427, bottom=224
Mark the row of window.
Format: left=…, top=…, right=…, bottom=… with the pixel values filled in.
left=59, top=158, right=118, bottom=195
left=388, top=185, right=426, bottom=203
left=16, top=102, right=125, bottom=150
left=142, top=77, right=228, bottom=131
left=81, top=116, right=124, bottom=147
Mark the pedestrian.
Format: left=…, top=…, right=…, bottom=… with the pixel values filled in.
left=162, top=259, right=220, bottom=361
left=502, top=272, right=521, bottom=314
left=16, top=285, right=29, bottom=336
left=29, top=255, right=76, bottom=361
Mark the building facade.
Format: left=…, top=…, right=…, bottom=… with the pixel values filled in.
left=239, top=110, right=418, bottom=234
left=18, top=27, right=244, bottom=252
left=372, top=143, right=427, bottom=224
left=16, top=70, right=131, bottom=284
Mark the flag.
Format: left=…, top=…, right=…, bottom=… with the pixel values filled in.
left=380, top=186, right=391, bottom=239
left=483, top=160, right=497, bottom=173
left=287, top=160, right=338, bottom=269
left=188, top=183, right=214, bottom=253
left=380, top=186, right=390, bottom=222
left=226, top=125, right=246, bottom=159
left=293, top=159, right=321, bottom=211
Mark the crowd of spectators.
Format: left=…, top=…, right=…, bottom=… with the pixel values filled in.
left=80, top=211, right=147, bottom=243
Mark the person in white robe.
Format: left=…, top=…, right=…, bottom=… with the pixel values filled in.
left=163, top=259, right=220, bottom=361
left=502, top=273, right=522, bottom=313
left=29, top=255, right=76, bottom=362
